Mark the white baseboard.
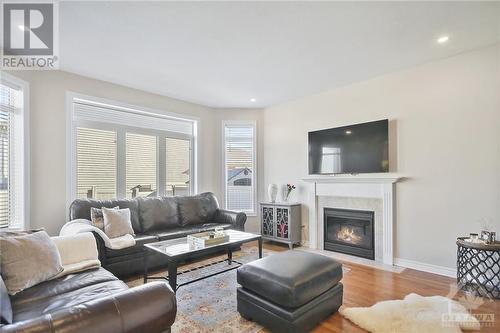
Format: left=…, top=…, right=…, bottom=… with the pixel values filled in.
left=394, top=258, right=456, bottom=278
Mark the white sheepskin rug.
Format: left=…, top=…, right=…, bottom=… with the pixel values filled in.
left=340, top=293, right=480, bottom=333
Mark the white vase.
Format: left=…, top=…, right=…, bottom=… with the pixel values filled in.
left=268, top=184, right=278, bottom=203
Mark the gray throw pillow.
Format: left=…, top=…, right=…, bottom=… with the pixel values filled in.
left=102, top=207, right=135, bottom=238
left=90, top=206, right=119, bottom=230
left=0, top=231, right=63, bottom=295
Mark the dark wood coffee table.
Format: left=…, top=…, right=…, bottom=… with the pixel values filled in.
left=143, top=229, right=262, bottom=291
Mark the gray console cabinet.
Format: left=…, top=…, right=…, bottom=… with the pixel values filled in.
left=260, top=202, right=301, bottom=249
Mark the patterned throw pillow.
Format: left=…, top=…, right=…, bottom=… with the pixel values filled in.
left=90, top=206, right=119, bottom=230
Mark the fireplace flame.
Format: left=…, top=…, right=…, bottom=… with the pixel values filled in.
left=337, top=227, right=361, bottom=244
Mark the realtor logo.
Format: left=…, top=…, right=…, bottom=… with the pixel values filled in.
left=2, top=2, right=59, bottom=69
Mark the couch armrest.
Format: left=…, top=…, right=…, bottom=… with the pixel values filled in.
left=215, top=209, right=247, bottom=231
left=1, top=282, right=176, bottom=333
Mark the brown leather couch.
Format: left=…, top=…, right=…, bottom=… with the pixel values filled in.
left=67, top=192, right=247, bottom=278
left=0, top=267, right=176, bottom=333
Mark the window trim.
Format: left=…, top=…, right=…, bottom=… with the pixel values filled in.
left=0, top=73, right=30, bottom=229
left=66, top=92, right=198, bottom=208
left=222, top=120, right=257, bottom=216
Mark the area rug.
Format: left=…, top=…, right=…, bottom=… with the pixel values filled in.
left=127, top=246, right=350, bottom=333
left=340, top=293, right=480, bottom=333
left=127, top=246, right=266, bottom=333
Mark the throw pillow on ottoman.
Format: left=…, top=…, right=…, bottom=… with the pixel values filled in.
left=237, top=250, right=343, bottom=333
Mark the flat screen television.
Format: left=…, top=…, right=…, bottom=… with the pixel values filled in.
left=308, top=119, right=389, bottom=174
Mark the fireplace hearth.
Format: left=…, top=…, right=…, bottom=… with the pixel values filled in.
left=324, top=208, right=375, bottom=260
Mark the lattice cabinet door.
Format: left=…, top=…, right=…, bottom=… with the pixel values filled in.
left=260, top=202, right=301, bottom=249
left=276, top=207, right=290, bottom=239
left=262, top=205, right=275, bottom=237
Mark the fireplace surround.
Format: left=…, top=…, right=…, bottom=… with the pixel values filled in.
left=324, top=208, right=375, bottom=260
left=303, top=173, right=404, bottom=265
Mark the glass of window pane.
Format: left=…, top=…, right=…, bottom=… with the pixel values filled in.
left=166, top=137, right=190, bottom=196
left=225, top=125, right=254, bottom=212
left=126, top=133, right=157, bottom=198
left=76, top=127, right=117, bottom=200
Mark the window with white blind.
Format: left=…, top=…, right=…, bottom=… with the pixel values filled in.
left=70, top=95, right=197, bottom=202
left=0, top=75, right=28, bottom=229
left=223, top=122, right=256, bottom=214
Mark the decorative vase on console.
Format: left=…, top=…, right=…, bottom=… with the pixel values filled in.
left=268, top=184, right=278, bottom=203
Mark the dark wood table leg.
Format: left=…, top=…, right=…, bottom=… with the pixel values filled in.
left=227, top=248, right=233, bottom=265
left=258, top=238, right=263, bottom=258
left=143, top=250, right=148, bottom=284
left=167, top=260, right=177, bottom=292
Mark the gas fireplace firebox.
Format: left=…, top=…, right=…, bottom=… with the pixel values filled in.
left=324, top=208, right=375, bottom=260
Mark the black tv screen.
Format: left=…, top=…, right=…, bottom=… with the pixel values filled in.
left=308, top=119, right=389, bottom=174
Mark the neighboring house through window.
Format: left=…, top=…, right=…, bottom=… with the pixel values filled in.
left=0, top=74, right=29, bottom=229
left=69, top=94, right=197, bottom=203
left=223, top=122, right=256, bottom=215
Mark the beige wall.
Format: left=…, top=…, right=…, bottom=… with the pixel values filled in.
left=5, top=44, right=499, bottom=273
left=5, top=70, right=218, bottom=235
left=263, top=44, right=500, bottom=269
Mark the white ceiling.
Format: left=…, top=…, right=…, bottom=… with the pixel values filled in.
left=59, top=1, right=500, bottom=108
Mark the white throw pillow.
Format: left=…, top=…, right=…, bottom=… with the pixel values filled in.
left=102, top=207, right=135, bottom=238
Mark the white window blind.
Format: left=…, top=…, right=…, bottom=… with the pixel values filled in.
left=166, top=137, right=191, bottom=196
left=76, top=127, right=117, bottom=200
left=126, top=133, right=157, bottom=198
left=0, top=80, right=26, bottom=228
left=71, top=97, right=196, bottom=201
left=224, top=123, right=256, bottom=213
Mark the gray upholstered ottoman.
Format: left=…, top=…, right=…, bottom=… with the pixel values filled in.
left=237, top=250, right=343, bottom=333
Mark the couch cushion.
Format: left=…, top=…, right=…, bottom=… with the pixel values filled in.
left=177, top=192, right=219, bottom=226
left=69, top=199, right=141, bottom=233
left=150, top=223, right=232, bottom=241
left=137, top=197, right=180, bottom=233
left=106, top=234, right=158, bottom=258
left=237, top=251, right=343, bottom=308
left=12, top=279, right=128, bottom=322
left=11, top=268, right=118, bottom=307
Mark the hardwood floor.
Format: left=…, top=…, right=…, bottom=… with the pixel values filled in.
left=257, top=242, right=500, bottom=333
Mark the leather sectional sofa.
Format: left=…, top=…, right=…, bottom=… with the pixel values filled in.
left=1, top=267, right=176, bottom=333
left=68, top=192, right=247, bottom=277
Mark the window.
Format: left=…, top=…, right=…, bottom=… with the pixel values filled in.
left=166, top=137, right=191, bottom=196
left=126, top=133, right=157, bottom=198
left=76, top=127, right=117, bottom=199
left=0, top=75, right=28, bottom=229
left=223, top=122, right=256, bottom=214
left=70, top=95, right=196, bottom=202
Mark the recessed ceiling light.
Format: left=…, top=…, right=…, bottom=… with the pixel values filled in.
left=437, top=36, right=449, bottom=44
left=345, top=130, right=352, bottom=135
left=18, top=25, right=25, bottom=31
left=250, top=98, right=256, bottom=102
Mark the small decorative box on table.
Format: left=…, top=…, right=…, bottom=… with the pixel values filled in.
left=456, top=237, right=500, bottom=299
left=187, top=231, right=230, bottom=249
left=260, top=202, right=301, bottom=249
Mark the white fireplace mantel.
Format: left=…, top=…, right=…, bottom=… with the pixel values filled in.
left=302, top=173, right=405, bottom=265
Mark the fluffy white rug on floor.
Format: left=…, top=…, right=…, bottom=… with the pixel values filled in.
left=340, top=293, right=480, bottom=333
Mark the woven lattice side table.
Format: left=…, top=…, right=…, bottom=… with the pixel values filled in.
left=456, top=237, right=500, bottom=299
